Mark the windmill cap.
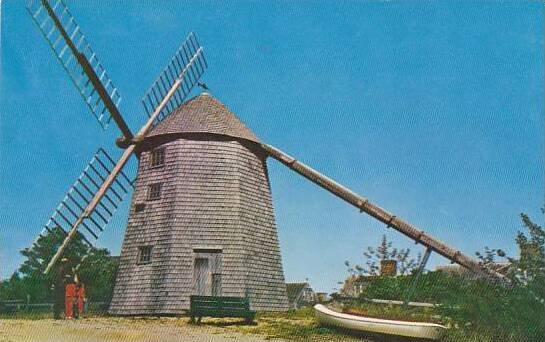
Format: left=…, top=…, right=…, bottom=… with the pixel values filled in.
left=146, top=93, right=260, bottom=144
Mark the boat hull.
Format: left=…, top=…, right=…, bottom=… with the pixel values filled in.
left=314, top=304, right=446, bottom=340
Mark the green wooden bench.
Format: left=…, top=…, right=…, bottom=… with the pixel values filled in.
left=189, top=295, right=256, bottom=324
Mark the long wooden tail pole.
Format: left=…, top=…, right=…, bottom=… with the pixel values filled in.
left=262, top=143, right=508, bottom=284
left=43, top=53, right=201, bottom=275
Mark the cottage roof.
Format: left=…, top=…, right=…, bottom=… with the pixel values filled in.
left=146, top=92, right=260, bottom=143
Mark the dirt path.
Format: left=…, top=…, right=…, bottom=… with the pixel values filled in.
left=0, top=317, right=286, bottom=342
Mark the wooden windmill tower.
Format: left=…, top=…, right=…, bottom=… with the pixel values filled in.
left=27, top=0, right=508, bottom=316
left=109, top=94, right=289, bottom=313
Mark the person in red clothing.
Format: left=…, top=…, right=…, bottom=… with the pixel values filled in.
left=76, top=280, right=86, bottom=318
left=64, top=276, right=76, bottom=319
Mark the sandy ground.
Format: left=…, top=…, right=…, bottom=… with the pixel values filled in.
left=0, top=317, right=286, bottom=342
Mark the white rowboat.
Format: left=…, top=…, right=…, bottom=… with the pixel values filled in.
left=314, top=304, right=447, bottom=340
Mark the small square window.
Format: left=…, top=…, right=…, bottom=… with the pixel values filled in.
left=138, top=246, right=153, bottom=264
left=148, top=183, right=162, bottom=200
left=150, top=148, right=165, bottom=168
left=134, top=203, right=146, bottom=212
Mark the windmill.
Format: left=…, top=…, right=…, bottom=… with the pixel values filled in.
left=27, top=0, right=507, bottom=315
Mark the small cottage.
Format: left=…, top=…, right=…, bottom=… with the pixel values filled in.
left=286, top=282, right=316, bottom=309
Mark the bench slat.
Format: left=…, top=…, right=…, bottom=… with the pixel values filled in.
left=189, top=295, right=256, bottom=323
left=192, top=301, right=248, bottom=306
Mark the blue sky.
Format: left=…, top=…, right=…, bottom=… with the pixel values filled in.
left=0, top=1, right=543, bottom=293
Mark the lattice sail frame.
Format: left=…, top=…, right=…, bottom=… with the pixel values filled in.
left=33, top=148, right=133, bottom=249
left=27, top=0, right=122, bottom=130
left=141, top=32, right=207, bottom=125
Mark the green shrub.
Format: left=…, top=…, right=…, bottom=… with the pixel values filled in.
left=359, top=270, right=544, bottom=341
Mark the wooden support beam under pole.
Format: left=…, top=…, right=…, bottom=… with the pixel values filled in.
left=404, top=247, right=433, bottom=305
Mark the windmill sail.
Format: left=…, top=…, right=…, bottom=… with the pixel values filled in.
left=27, top=0, right=133, bottom=139
left=39, top=148, right=133, bottom=274
left=261, top=143, right=508, bottom=284
left=141, top=32, right=207, bottom=125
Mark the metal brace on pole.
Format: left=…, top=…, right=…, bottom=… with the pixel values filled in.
left=404, top=247, right=433, bottom=306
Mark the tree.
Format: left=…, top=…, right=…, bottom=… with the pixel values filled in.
left=77, top=250, right=119, bottom=302
left=475, top=246, right=506, bottom=265
left=475, top=210, right=545, bottom=300
left=0, top=272, right=24, bottom=301
left=513, top=211, right=545, bottom=298
left=2, top=226, right=119, bottom=303
left=345, top=234, right=421, bottom=276
left=19, top=227, right=88, bottom=282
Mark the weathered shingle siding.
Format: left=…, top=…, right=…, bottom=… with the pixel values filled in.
left=238, top=150, right=289, bottom=310
left=109, top=136, right=288, bottom=315
left=109, top=139, right=180, bottom=315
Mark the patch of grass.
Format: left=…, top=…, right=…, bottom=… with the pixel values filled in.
left=0, top=311, right=107, bottom=320
left=218, top=308, right=367, bottom=341
left=2, top=306, right=530, bottom=342
left=441, top=328, right=495, bottom=342
left=0, top=312, right=52, bottom=320
left=214, top=306, right=523, bottom=342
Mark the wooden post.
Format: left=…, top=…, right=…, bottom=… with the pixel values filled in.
left=403, top=247, right=432, bottom=306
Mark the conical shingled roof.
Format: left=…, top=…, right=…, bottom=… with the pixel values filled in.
left=146, top=92, right=260, bottom=143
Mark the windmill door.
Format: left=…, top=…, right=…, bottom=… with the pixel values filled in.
left=193, top=258, right=209, bottom=296
left=193, top=249, right=222, bottom=296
